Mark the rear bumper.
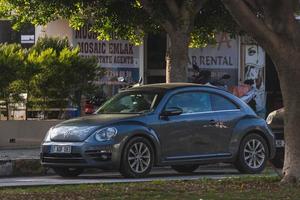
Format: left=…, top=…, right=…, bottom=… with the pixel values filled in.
left=40, top=141, right=122, bottom=170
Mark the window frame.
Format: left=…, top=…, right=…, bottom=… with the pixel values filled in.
left=96, top=90, right=162, bottom=114
left=209, top=92, right=241, bottom=112
left=162, top=90, right=213, bottom=115
left=162, top=90, right=241, bottom=116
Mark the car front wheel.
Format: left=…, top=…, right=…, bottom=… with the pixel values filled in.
left=53, top=167, right=84, bottom=177
left=235, top=134, right=269, bottom=174
left=120, top=137, right=154, bottom=178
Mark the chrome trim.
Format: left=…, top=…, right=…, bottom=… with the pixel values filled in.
left=165, top=153, right=232, bottom=161
left=180, top=109, right=240, bottom=116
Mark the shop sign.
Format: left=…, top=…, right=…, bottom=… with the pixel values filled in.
left=72, top=24, right=140, bottom=84
left=188, top=33, right=239, bottom=86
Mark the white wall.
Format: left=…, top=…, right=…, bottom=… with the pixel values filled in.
left=35, top=19, right=73, bottom=43
left=0, top=120, right=61, bottom=149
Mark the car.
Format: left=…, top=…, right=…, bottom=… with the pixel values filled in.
left=40, top=83, right=276, bottom=178
left=266, top=108, right=284, bottom=168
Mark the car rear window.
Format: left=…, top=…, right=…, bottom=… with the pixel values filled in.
left=210, top=94, right=238, bottom=111
left=166, top=92, right=212, bottom=114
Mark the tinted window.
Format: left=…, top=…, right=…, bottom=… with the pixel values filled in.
left=211, top=94, right=238, bottom=111
left=97, top=92, right=160, bottom=114
left=166, top=92, right=212, bottom=114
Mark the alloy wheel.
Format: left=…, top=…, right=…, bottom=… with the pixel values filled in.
left=243, top=139, right=266, bottom=169
left=127, top=142, right=151, bottom=173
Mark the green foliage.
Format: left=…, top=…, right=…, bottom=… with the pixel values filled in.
left=32, top=36, right=70, bottom=53
left=0, top=37, right=103, bottom=118
left=0, top=0, right=239, bottom=83
left=191, top=0, right=238, bottom=47
left=0, top=43, right=24, bottom=119
left=0, top=0, right=237, bottom=46
left=28, top=37, right=103, bottom=111
left=0, top=43, right=24, bottom=99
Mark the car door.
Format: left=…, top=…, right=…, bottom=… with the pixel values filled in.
left=156, top=91, right=220, bottom=160
left=210, top=93, right=244, bottom=153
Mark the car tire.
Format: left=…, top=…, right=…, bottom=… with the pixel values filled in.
left=235, top=134, right=269, bottom=174
left=120, top=137, right=154, bottom=178
left=53, top=167, right=84, bottom=177
left=171, top=164, right=199, bottom=173
left=270, top=148, right=284, bottom=168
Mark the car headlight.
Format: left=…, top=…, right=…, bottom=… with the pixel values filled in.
left=266, top=113, right=274, bottom=125
left=94, top=127, right=118, bottom=142
left=43, top=128, right=52, bottom=142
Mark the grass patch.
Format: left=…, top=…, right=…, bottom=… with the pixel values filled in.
left=0, top=176, right=299, bottom=200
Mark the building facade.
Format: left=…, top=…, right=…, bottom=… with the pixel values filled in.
left=34, top=20, right=282, bottom=115
left=0, top=20, right=35, bottom=48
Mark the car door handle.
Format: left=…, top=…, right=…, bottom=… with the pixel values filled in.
left=209, top=120, right=217, bottom=125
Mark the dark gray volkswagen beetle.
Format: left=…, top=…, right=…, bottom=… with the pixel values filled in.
left=41, top=83, right=275, bottom=178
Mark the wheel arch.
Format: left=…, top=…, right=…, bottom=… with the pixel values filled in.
left=241, top=130, right=272, bottom=157
left=119, top=131, right=161, bottom=167
left=230, top=117, right=275, bottom=159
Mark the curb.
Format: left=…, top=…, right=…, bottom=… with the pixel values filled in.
left=0, top=159, right=47, bottom=177
left=0, top=158, right=234, bottom=177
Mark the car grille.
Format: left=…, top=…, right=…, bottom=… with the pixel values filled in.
left=42, top=153, right=86, bottom=164
left=85, top=150, right=112, bottom=161
left=271, top=128, right=284, bottom=140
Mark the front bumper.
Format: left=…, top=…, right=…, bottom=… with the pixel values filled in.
left=271, top=127, right=285, bottom=155
left=40, top=141, right=122, bottom=170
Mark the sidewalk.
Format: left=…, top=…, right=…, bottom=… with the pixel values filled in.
left=0, top=148, right=40, bottom=161
left=0, top=148, right=43, bottom=177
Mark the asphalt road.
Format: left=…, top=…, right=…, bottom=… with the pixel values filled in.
left=0, top=167, right=277, bottom=187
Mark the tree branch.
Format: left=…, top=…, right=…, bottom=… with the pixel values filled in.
left=140, top=0, right=174, bottom=33
left=222, top=0, right=281, bottom=52
left=192, top=0, right=208, bottom=15
left=165, top=0, right=180, bottom=19
left=258, top=0, right=300, bottom=50
left=178, top=0, right=208, bottom=33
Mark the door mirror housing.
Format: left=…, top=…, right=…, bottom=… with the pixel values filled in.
left=161, top=107, right=183, bottom=117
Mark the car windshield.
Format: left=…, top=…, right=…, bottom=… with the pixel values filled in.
left=96, top=91, right=161, bottom=114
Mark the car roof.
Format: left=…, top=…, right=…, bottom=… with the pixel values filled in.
left=127, top=83, right=226, bottom=93
left=125, top=83, right=255, bottom=114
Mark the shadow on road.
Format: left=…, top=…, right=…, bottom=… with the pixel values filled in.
left=51, top=167, right=240, bottom=180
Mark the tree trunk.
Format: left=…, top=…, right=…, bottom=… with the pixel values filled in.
left=5, top=100, right=9, bottom=120
left=25, top=91, right=29, bottom=120
left=166, top=32, right=190, bottom=83
left=276, top=57, right=300, bottom=183
left=25, top=103, right=28, bottom=120
left=80, top=94, right=86, bottom=117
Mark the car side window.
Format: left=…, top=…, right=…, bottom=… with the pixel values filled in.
left=166, top=92, right=212, bottom=114
left=211, top=94, right=238, bottom=111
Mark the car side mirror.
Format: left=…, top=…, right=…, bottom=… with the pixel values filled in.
left=161, top=107, right=183, bottom=117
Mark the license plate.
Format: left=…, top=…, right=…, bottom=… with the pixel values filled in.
left=51, top=145, right=71, bottom=153
left=276, top=140, right=285, bottom=148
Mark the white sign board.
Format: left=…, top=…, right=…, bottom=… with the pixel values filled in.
left=21, top=35, right=35, bottom=44
left=188, top=33, right=239, bottom=86
left=72, top=24, right=141, bottom=85
left=73, top=26, right=140, bottom=69
left=189, top=33, right=239, bottom=69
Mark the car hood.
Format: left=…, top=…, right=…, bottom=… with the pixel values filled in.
left=50, top=114, right=140, bottom=142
